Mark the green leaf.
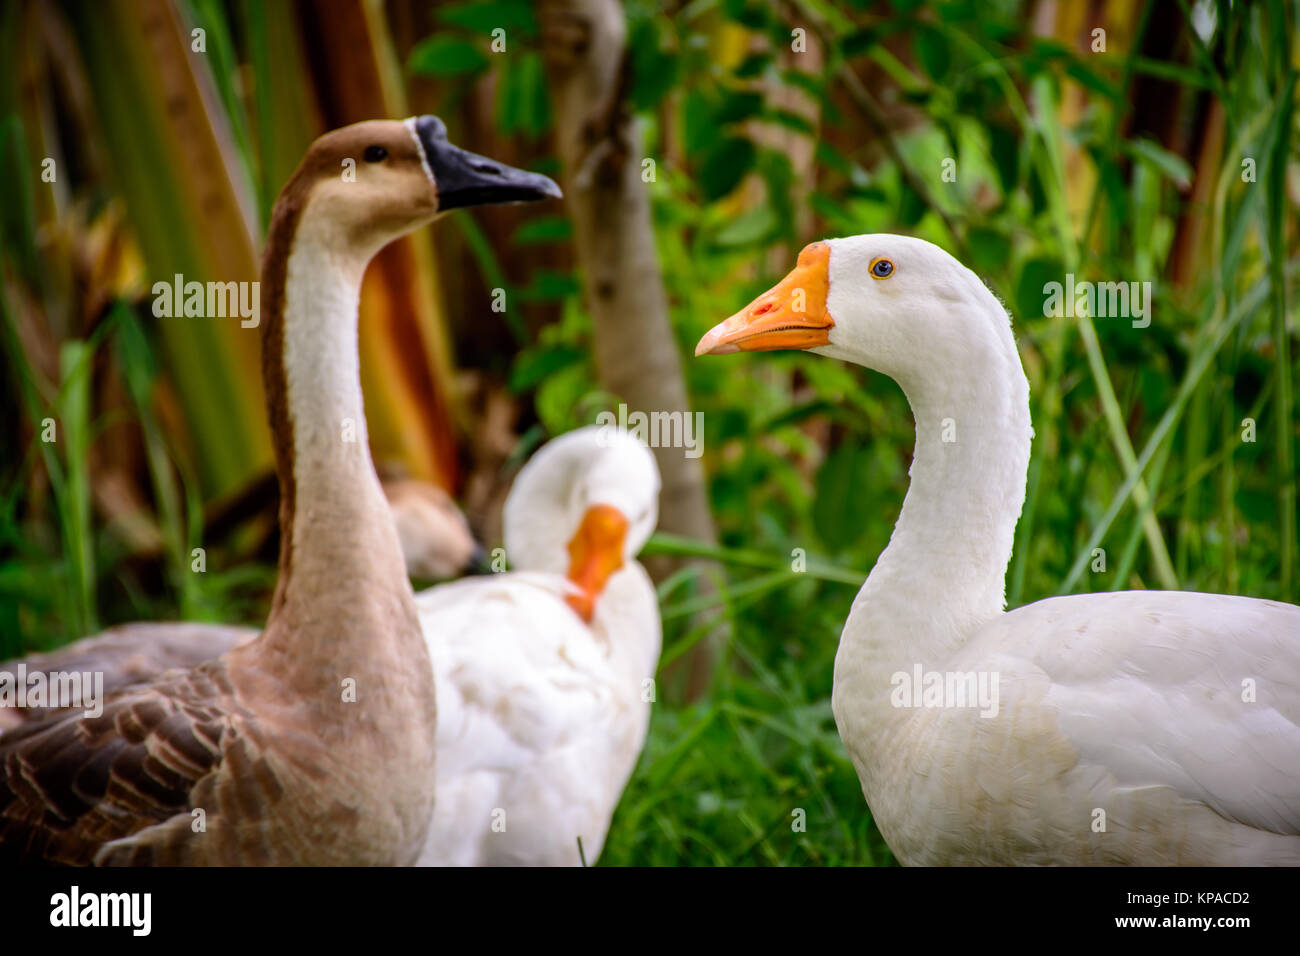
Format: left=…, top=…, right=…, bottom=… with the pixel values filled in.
left=1125, top=138, right=1193, bottom=190
left=0, top=116, right=38, bottom=286
left=408, top=35, right=489, bottom=76
left=1015, top=257, right=1064, bottom=322
left=1236, top=489, right=1276, bottom=523
left=517, top=51, right=550, bottom=139
left=813, top=443, right=872, bottom=553
left=534, top=363, right=592, bottom=435
left=1064, top=59, right=1121, bottom=101
left=967, top=227, right=1011, bottom=275
left=914, top=27, right=949, bottom=81
left=987, top=122, right=1019, bottom=193
left=682, top=90, right=720, bottom=156
left=495, top=54, right=522, bottom=134
left=762, top=108, right=815, bottom=136
left=898, top=178, right=926, bottom=227
left=722, top=0, right=774, bottom=29
left=114, top=306, right=158, bottom=407
left=512, top=215, right=572, bottom=245
left=734, top=52, right=771, bottom=79
left=517, top=270, right=581, bottom=302
left=841, top=27, right=880, bottom=59
left=713, top=202, right=776, bottom=247
left=1130, top=56, right=1214, bottom=90
left=757, top=149, right=795, bottom=240
left=697, top=137, right=756, bottom=200
left=629, top=18, right=678, bottom=110
left=510, top=345, right=585, bottom=393
left=715, top=91, right=764, bottom=125
left=437, top=0, right=536, bottom=35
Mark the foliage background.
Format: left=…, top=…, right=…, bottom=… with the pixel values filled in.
left=1, top=0, right=1296, bottom=865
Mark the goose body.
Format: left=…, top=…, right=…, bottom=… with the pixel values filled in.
left=417, top=426, right=662, bottom=866
left=0, top=483, right=480, bottom=734
left=697, top=234, right=1300, bottom=865
left=0, top=623, right=255, bottom=731
left=0, top=117, right=559, bottom=864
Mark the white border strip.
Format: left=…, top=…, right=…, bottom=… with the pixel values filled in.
left=405, top=116, right=436, bottom=185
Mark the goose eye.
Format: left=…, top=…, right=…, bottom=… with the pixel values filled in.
left=870, top=257, right=894, bottom=279
left=364, top=145, right=388, bottom=163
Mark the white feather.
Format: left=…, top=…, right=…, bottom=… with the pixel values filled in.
left=716, top=234, right=1300, bottom=864
left=415, top=427, right=661, bottom=866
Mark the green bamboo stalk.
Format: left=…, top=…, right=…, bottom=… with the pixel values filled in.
left=63, top=0, right=270, bottom=497
left=1028, top=72, right=1178, bottom=591
left=56, top=340, right=96, bottom=635
left=1110, top=434, right=1174, bottom=590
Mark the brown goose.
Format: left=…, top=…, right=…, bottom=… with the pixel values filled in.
left=0, top=117, right=559, bottom=865
left=0, top=479, right=483, bottom=734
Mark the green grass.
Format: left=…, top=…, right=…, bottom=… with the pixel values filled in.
left=1, top=0, right=1296, bottom=866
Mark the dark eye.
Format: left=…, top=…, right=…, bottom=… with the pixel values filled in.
left=364, top=145, right=388, bottom=163
left=870, top=257, right=894, bottom=279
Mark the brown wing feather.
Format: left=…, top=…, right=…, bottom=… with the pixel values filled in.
left=0, top=623, right=256, bottom=730
left=0, top=659, right=249, bottom=866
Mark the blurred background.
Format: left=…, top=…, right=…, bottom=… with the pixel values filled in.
left=0, top=0, right=1296, bottom=864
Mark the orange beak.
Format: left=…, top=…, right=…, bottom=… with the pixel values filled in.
left=695, top=242, right=834, bottom=356
left=565, top=504, right=629, bottom=622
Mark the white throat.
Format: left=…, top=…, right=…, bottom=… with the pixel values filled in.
left=834, top=285, right=1031, bottom=752
left=271, top=212, right=410, bottom=621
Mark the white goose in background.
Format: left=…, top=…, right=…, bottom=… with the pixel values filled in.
left=696, top=234, right=1300, bottom=865
left=417, top=425, right=662, bottom=866
left=0, top=117, right=560, bottom=864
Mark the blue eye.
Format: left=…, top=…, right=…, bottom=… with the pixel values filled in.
left=870, top=257, right=894, bottom=279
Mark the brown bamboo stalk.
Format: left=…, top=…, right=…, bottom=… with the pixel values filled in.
left=540, top=0, right=725, bottom=698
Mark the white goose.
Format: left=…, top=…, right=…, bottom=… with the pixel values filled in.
left=696, top=234, right=1300, bottom=865
left=0, top=117, right=559, bottom=864
left=417, top=425, right=662, bottom=866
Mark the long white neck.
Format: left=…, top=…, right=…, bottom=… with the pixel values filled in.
left=592, top=562, right=662, bottom=685
left=834, top=295, right=1031, bottom=755
left=282, top=238, right=405, bottom=585
left=252, top=207, right=419, bottom=696
left=502, top=428, right=661, bottom=681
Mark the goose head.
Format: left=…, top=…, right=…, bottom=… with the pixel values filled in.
left=694, top=234, right=1016, bottom=389
left=503, top=426, right=661, bottom=621
left=380, top=476, right=487, bottom=581
left=278, top=115, right=560, bottom=263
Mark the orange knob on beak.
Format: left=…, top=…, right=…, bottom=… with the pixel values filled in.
left=695, top=241, right=834, bottom=356
left=565, top=504, right=630, bottom=622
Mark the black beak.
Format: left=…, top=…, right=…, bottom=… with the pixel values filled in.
left=415, top=115, right=561, bottom=211
left=468, top=544, right=494, bottom=576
